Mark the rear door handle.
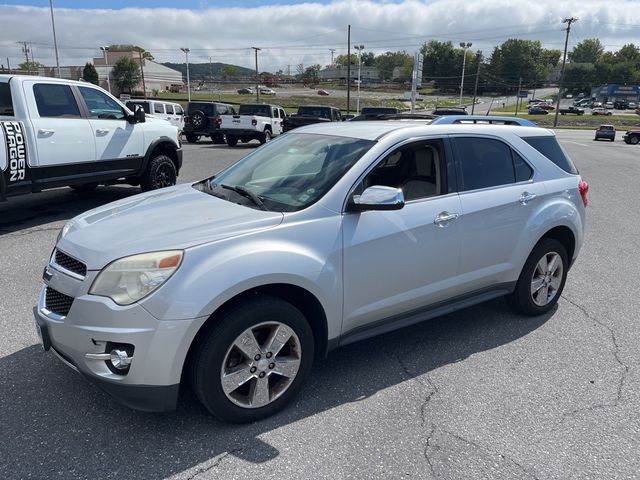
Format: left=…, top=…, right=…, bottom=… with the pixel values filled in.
left=434, top=211, right=459, bottom=226
left=519, top=192, right=537, bottom=204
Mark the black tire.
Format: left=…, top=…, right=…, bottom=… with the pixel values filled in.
left=507, top=238, right=569, bottom=316
left=212, top=134, right=226, bottom=145
left=259, top=129, right=272, bottom=145
left=70, top=182, right=99, bottom=192
left=226, top=135, right=238, bottom=147
left=190, top=110, right=208, bottom=130
left=185, top=133, right=199, bottom=143
left=629, top=135, right=640, bottom=145
left=140, top=155, right=177, bottom=192
left=191, top=295, right=315, bottom=423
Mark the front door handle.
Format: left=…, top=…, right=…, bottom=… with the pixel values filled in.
left=38, top=128, right=55, bottom=135
left=434, top=211, right=459, bottom=227
left=519, top=192, right=537, bottom=204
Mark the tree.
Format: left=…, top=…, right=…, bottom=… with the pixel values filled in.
left=361, top=52, right=376, bottom=67
left=487, top=39, right=554, bottom=93
left=303, top=64, right=321, bottom=82
left=335, top=54, right=357, bottom=67
left=568, top=38, right=604, bottom=64
left=18, top=61, right=43, bottom=72
left=616, top=43, right=640, bottom=66
left=375, top=51, right=412, bottom=82
left=110, top=57, right=141, bottom=93
left=220, top=65, right=240, bottom=80
left=82, top=62, right=99, bottom=85
left=108, top=44, right=154, bottom=61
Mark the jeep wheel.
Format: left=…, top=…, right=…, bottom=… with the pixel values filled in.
left=227, top=135, right=238, bottom=147
left=140, top=155, right=177, bottom=191
left=191, top=296, right=314, bottom=423
left=190, top=110, right=208, bottom=129
left=185, top=133, right=200, bottom=143
left=507, top=238, right=568, bottom=316
left=259, top=130, right=272, bottom=145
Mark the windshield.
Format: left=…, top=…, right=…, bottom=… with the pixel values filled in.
left=196, top=133, right=374, bottom=212
left=239, top=105, right=271, bottom=117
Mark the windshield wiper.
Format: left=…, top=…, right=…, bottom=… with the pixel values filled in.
left=221, top=184, right=267, bottom=211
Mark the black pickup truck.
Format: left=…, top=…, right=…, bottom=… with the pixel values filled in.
left=283, top=105, right=343, bottom=132
left=559, top=106, right=585, bottom=115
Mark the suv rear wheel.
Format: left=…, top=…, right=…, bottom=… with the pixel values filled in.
left=508, top=238, right=568, bottom=316
left=191, top=295, right=314, bottom=423
left=185, top=133, right=200, bottom=143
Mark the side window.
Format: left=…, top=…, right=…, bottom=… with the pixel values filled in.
left=513, top=150, right=533, bottom=182
left=165, top=104, right=174, bottom=115
left=33, top=84, right=81, bottom=118
left=228, top=106, right=236, bottom=115
left=272, top=108, right=279, bottom=119
left=217, top=105, right=226, bottom=115
left=175, top=105, right=184, bottom=116
left=78, top=87, right=125, bottom=120
left=154, top=103, right=164, bottom=114
left=361, top=141, right=445, bottom=201
left=0, top=83, right=14, bottom=116
left=453, top=137, right=515, bottom=191
left=279, top=109, right=286, bottom=119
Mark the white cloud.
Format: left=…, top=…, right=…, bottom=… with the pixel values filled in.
left=0, top=0, right=639, bottom=72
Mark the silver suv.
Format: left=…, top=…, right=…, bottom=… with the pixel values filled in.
left=34, top=123, right=588, bottom=422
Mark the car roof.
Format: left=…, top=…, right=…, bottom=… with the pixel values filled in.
left=295, top=121, right=552, bottom=141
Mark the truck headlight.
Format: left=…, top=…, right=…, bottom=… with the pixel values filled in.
left=90, top=251, right=183, bottom=305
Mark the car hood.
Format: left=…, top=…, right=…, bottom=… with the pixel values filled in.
left=57, top=183, right=284, bottom=270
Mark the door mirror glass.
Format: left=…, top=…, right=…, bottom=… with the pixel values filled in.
left=351, top=185, right=405, bottom=211
left=134, top=105, right=146, bottom=123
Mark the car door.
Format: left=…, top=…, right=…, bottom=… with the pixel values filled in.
left=271, top=107, right=282, bottom=134
left=77, top=86, right=145, bottom=163
left=173, top=104, right=185, bottom=131
left=342, top=138, right=463, bottom=334
left=25, top=81, right=95, bottom=166
left=450, top=135, right=544, bottom=291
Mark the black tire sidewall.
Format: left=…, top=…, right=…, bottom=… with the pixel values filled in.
left=227, top=135, right=238, bottom=146
left=185, top=133, right=199, bottom=143
left=140, top=155, right=177, bottom=191
left=192, top=296, right=315, bottom=423
left=509, top=238, right=569, bottom=316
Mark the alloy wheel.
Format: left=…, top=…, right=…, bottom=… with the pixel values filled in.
left=530, top=252, right=564, bottom=306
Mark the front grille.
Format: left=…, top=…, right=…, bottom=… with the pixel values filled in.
left=45, top=287, right=74, bottom=317
left=54, top=250, right=87, bottom=277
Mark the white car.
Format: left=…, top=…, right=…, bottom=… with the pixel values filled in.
left=259, top=87, right=276, bottom=95
left=35, top=122, right=588, bottom=422
left=126, top=99, right=185, bottom=131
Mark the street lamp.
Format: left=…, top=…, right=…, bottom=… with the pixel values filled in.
left=180, top=47, right=191, bottom=102
left=459, top=42, right=472, bottom=106
left=99, top=46, right=110, bottom=93
left=251, top=47, right=261, bottom=103
left=49, top=0, right=61, bottom=78
left=355, top=45, right=364, bottom=113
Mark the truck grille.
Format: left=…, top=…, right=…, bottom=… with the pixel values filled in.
left=45, top=287, right=74, bottom=317
left=54, top=249, right=87, bottom=277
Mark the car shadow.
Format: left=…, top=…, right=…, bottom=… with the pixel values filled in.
left=0, top=186, right=139, bottom=235
left=0, top=298, right=553, bottom=479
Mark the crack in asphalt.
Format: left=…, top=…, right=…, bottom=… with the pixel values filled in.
left=560, top=295, right=630, bottom=419
left=185, top=448, right=243, bottom=480
left=0, top=225, right=62, bottom=239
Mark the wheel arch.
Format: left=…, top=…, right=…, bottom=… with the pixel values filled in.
left=142, top=137, right=181, bottom=174
left=539, top=225, right=576, bottom=267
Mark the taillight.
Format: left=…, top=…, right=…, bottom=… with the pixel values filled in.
left=251, top=118, right=257, bottom=126
left=578, top=180, right=589, bottom=207
left=280, top=120, right=284, bottom=128
left=214, top=117, right=222, bottom=126
left=184, top=116, right=190, bottom=124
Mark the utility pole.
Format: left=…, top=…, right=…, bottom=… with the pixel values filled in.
left=355, top=45, right=364, bottom=113
left=515, top=77, right=522, bottom=115
left=100, top=46, right=111, bottom=93
left=19, top=42, right=30, bottom=73
left=554, top=17, right=578, bottom=127
left=138, top=50, right=147, bottom=99
left=210, top=56, right=214, bottom=101
left=180, top=47, right=191, bottom=102
left=471, top=53, right=482, bottom=115
left=459, top=42, right=472, bottom=106
left=329, top=48, right=335, bottom=66
left=49, top=0, right=61, bottom=78
left=347, top=25, right=351, bottom=116
left=252, top=47, right=261, bottom=103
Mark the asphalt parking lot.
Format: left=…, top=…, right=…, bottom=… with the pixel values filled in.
left=1, top=130, right=639, bottom=479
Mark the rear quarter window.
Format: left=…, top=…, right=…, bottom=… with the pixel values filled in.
left=522, top=136, right=578, bottom=174
left=0, top=83, right=14, bottom=116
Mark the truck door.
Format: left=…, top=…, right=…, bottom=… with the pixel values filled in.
left=77, top=86, right=144, bottom=164
left=24, top=81, right=95, bottom=167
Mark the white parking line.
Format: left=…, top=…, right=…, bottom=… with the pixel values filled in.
left=565, top=141, right=592, bottom=147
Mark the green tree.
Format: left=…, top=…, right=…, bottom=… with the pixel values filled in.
left=108, top=44, right=154, bottom=60
left=303, top=64, right=321, bottom=82
left=111, top=57, right=141, bottom=93
left=487, top=39, right=553, bottom=93
left=82, top=62, right=99, bottom=85
left=616, top=43, right=640, bottom=66
left=335, top=53, right=358, bottom=67
left=220, top=65, right=240, bottom=80
left=361, top=52, right=376, bottom=67
left=568, top=38, right=604, bottom=64
left=18, top=61, right=43, bottom=72
left=421, top=41, right=460, bottom=90
left=375, top=51, right=412, bottom=82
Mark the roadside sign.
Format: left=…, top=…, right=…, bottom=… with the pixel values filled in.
left=518, top=92, right=529, bottom=98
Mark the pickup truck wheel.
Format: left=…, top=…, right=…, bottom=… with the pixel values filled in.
left=191, top=296, right=314, bottom=423
left=507, top=238, right=568, bottom=316
left=212, top=134, right=226, bottom=145
left=70, top=182, right=99, bottom=192
left=140, top=155, right=177, bottom=191
left=226, top=135, right=238, bottom=147
left=259, top=130, right=272, bottom=144
left=185, top=133, right=199, bottom=143
left=629, top=135, right=640, bottom=145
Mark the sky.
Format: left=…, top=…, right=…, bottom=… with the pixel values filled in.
left=1, top=0, right=639, bottom=73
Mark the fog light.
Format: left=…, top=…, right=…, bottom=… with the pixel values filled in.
left=110, top=349, right=132, bottom=370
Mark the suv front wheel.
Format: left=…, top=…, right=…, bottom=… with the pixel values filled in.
left=508, top=238, right=568, bottom=316
left=191, top=295, right=314, bottom=423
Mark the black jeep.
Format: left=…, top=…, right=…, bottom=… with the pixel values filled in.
left=183, top=102, right=236, bottom=143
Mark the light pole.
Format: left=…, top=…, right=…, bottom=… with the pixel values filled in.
left=49, top=0, right=61, bottom=78
left=355, top=45, right=364, bottom=113
left=459, top=42, right=472, bottom=106
left=100, top=46, right=110, bottom=92
left=180, top=47, right=191, bottom=101
left=251, top=47, right=261, bottom=103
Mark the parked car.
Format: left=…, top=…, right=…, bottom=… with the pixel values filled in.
left=613, top=100, right=628, bottom=110
left=565, top=93, right=573, bottom=98
left=591, top=107, right=612, bottom=116
left=35, top=122, right=588, bottom=422
left=360, top=107, right=401, bottom=115
left=605, top=102, right=614, bottom=109
left=623, top=128, right=640, bottom=144
left=0, top=75, right=182, bottom=200
left=591, top=102, right=603, bottom=108
left=532, top=103, right=554, bottom=110
left=627, top=102, right=637, bottom=109
left=126, top=99, right=185, bottom=131
left=559, top=106, right=584, bottom=115
left=528, top=106, right=549, bottom=115
left=237, top=87, right=255, bottom=95
left=432, top=107, right=468, bottom=116
left=259, top=87, right=276, bottom=95
left=594, top=124, right=615, bottom=141
left=283, top=105, right=342, bottom=131
left=182, top=101, right=236, bottom=144
left=317, top=89, right=330, bottom=96
left=218, top=103, right=286, bottom=146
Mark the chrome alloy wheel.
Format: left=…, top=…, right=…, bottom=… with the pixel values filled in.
left=530, top=251, right=564, bottom=306
left=220, top=322, right=302, bottom=409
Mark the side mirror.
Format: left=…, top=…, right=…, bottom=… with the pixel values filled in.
left=128, top=105, right=146, bottom=124
left=349, top=185, right=405, bottom=212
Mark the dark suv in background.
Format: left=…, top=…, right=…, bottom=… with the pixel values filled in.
left=183, top=102, right=236, bottom=143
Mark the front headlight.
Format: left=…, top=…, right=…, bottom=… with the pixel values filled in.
left=90, top=250, right=183, bottom=305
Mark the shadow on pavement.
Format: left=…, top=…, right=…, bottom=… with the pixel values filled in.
left=0, top=298, right=553, bottom=479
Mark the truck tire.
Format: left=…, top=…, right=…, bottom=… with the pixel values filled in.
left=259, top=129, right=272, bottom=144
left=185, top=133, right=199, bottom=143
left=140, top=155, right=177, bottom=192
left=629, top=135, right=640, bottom=145
left=227, top=135, right=238, bottom=147
left=190, top=110, right=208, bottom=129
left=212, top=134, right=226, bottom=145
